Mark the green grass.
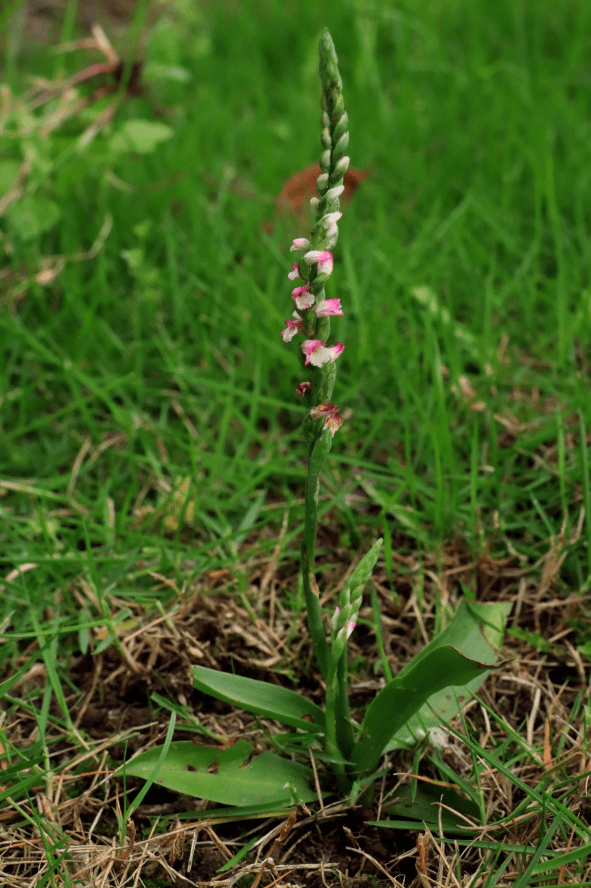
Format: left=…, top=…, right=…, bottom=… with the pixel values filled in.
left=3, top=0, right=590, bottom=580
left=1, top=0, right=591, bottom=883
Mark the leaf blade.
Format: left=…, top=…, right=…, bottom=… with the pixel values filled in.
left=192, top=666, right=325, bottom=732
left=122, top=740, right=318, bottom=807
left=351, top=601, right=510, bottom=774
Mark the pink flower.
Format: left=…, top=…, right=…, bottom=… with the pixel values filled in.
left=310, top=402, right=340, bottom=420
left=310, top=402, right=343, bottom=436
left=281, top=318, right=303, bottom=342
left=304, top=250, right=333, bottom=276
left=292, top=285, right=315, bottom=310
left=314, top=298, right=342, bottom=317
left=301, top=340, right=344, bottom=367
left=288, top=262, right=300, bottom=281
left=290, top=237, right=310, bottom=252
left=296, top=381, right=312, bottom=397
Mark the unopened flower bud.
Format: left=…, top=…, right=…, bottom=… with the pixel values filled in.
left=316, top=173, right=329, bottom=192
left=333, top=155, right=350, bottom=178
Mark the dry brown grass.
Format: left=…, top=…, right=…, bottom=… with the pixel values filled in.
left=1, top=530, right=590, bottom=887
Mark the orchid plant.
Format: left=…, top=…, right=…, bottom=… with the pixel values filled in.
left=121, top=30, right=510, bottom=826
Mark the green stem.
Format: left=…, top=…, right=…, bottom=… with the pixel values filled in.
left=335, top=649, right=354, bottom=761
left=301, top=431, right=333, bottom=678
left=324, top=661, right=351, bottom=794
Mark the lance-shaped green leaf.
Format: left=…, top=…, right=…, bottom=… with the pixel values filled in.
left=122, top=739, right=318, bottom=807
left=350, top=601, right=509, bottom=775
left=351, top=645, right=492, bottom=775
left=192, top=666, right=325, bottom=733
left=387, top=600, right=511, bottom=749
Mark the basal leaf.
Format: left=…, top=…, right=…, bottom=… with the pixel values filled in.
left=351, top=649, right=491, bottom=775
left=192, top=666, right=325, bottom=732
left=351, top=602, right=510, bottom=773
left=388, top=601, right=511, bottom=748
left=123, top=739, right=317, bottom=807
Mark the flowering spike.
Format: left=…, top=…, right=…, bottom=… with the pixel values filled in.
left=282, top=28, right=350, bottom=441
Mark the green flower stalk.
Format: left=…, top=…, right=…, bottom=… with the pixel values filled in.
left=280, top=31, right=366, bottom=768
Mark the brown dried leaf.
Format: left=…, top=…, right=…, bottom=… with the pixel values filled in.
left=272, top=163, right=369, bottom=228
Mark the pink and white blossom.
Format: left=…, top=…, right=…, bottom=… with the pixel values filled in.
left=304, top=250, right=333, bottom=276
left=288, top=262, right=300, bottom=281
left=290, top=237, right=310, bottom=252
left=314, top=298, right=342, bottom=317
left=292, top=285, right=315, bottom=310
left=281, top=318, right=303, bottom=342
left=301, top=339, right=344, bottom=367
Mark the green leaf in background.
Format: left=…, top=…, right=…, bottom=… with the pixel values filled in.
left=192, top=666, right=326, bottom=732
left=5, top=194, right=61, bottom=240
left=351, top=601, right=510, bottom=775
left=109, top=120, right=174, bottom=156
left=123, top=739, right=318, bottom=806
